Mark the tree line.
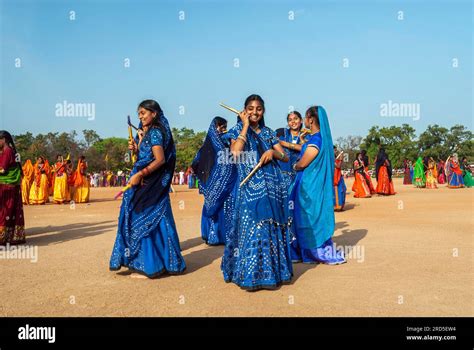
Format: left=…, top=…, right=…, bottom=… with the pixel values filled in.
left=12, top=123, right=473, bottom=173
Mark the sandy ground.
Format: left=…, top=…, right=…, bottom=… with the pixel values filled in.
left=1, top=178, right=472, bottom=317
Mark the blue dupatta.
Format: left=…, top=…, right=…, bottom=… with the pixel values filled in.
left=192, top=118, right=236, bottom=217
left=291, top=106, right=335, bottom=249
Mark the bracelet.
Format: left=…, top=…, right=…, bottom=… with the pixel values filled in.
left=237, top=135, right=247, bottom=143
left=290, top=143, right=294, bottom=150
left=279, top=151, right=285, bottom=160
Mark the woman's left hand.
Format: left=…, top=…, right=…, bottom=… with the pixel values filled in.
left=260, top=150, right=274, bottom=165
left=129, top=172, right=143, bottom=186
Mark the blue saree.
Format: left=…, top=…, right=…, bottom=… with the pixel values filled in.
left=221, top=121, right=293, bottom=290
left=276, top=127, right=306, bottom=188
left=289, top=107, right=345, bottom=265
left=192, top=118, right=237, bottom=246
left=109, top=115, right=186, bottom=277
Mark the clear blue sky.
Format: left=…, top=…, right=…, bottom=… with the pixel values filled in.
left=1, top=0, right=472, bottom=141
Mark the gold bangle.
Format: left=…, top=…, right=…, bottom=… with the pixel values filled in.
left=237, top=135, right=247, bottom=143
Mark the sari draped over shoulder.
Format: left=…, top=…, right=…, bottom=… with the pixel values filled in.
left=53, top=161, right=69, bottom=203
left=21, top=160, right=34, bottom=204
left=192, top=118, right=237, bottom=245
left=110, top=115, right=186, bottom=277
left=425, top=160, right=438, bottom=189
left=289, top=107, right=345, bottom=265
left=446, top=160, right=464, bottom=188
left=413, top=157, right=426, bottom=188
left=0, top=146, right=25, bottom=245
left=221, top=120, right=293, bottom=290
left=375, top=151, right=395, bottom=195
left=29, top=159, right=50, bottom=204
left=71, top=159, right=89, bottom=203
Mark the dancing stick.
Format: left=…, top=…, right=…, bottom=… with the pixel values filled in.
left=239, top=161, right=263, bottom=187
left=219, top=102, right=265, bottom=187
left=219, top=102, right=240, bottom=115
left=336, top=151, right=344, bottom=160
left=127, top=115, right=138, bottom=164
left=443, top=156, right=451, bottom=177
left=114, top=184, right=132, bottom=200
left=127, top=115, right=139, bottom=131
left=114, top=116, right=139, bottom=199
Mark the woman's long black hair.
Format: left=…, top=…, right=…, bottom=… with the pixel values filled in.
left=131, top=99, right=175, bottom=213
left=376, top=148, right=392, bottom=179
left=0, top=130, right=22, bottom=172
left=242, top=94, right=266, bottom=128
left=138, top=99, right=168, bottom=144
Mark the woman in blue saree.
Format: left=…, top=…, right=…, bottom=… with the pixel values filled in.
left=110, top=100, right=186, bottom=278
left=289, top=106, right=346, bottom=265
left=276, top=111, right=308, bottom=188
left=221, top=94, right=293, bottom=291
left=192, top=117, right=236, bottom=246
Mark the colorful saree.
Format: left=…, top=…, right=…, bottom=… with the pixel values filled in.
left=29, top=159, right=50, bottom=204
left=53, top=161, right=69, bottom=203
left=446, top=159, right=464, bottom=188
left=403, top=160, right=412, bottom=185
left=375, top=150, right=395, bottom=195
left=71, top=159, right=89, bottom=203
left=437, top=161, right=446, bottom=184
left=353, top=160, right=372, bottom=198
left=21, top=159, right=34, bottom=204
left=461, top=162, right=473, bottom=188
left=413, top=157, right=426, bottom=188
left=425, top=160, right=438, bottom=189
left=333, top=158, right=346, bottom=211
left=0, top=145, right=25, bottom=245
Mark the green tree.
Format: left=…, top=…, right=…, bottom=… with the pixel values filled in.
left=172, top=127, right=206, bottom=171
left=360, top=124, right=417, bottom=168
left=83, top=129, right=101, bottom=148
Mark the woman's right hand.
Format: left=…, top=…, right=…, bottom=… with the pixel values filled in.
left=128, top=139, right=137, bottom=153
left=137, top=129, right=144, bottom=141
left=239, top=110, right=250, bottom=127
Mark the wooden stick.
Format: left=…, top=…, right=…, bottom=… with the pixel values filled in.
left=239, top=161, right=263, bottom=187
left=127, top=115, right=139, bottom=131
left=444, top=155, right=451, bottom=177
left=219, top=102, right=240, bottom=115
left=114, top=184, right=131, bottom=200
left=300, top=128, right=311, bottom=135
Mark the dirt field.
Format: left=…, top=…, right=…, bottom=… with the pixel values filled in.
left=1, top=178, right=472, bottom=316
